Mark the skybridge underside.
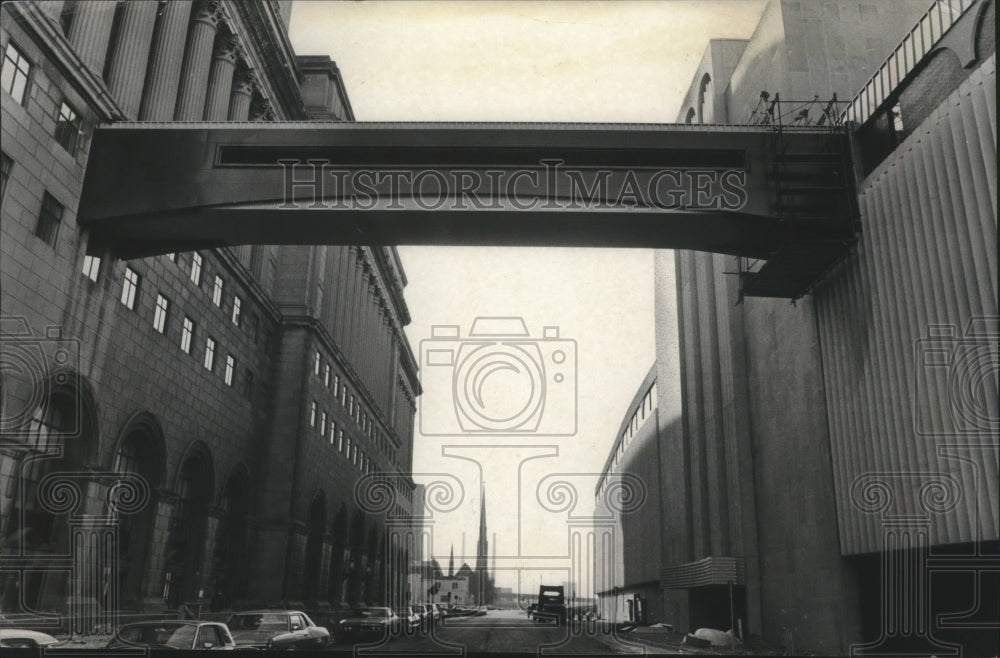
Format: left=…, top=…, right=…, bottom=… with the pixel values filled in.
left=78, top=122, right=859, bottom=299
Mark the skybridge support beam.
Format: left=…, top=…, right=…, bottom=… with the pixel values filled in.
left=78, top=122, right=859, bottom=298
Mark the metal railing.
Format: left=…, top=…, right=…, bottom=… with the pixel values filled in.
left=748, top=92, right=849, bottom=128
left=841, top=0, right=978, bottom=127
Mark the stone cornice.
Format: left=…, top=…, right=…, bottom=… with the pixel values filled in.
left=357, top=248, right=419, bottom=391
left=224, top=0, right=305, bottom=120
left=280, top=314, right=404, bottom=450
left=6, top=2, right=126, bottom=121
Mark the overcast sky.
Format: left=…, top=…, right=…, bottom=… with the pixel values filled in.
left=289, top=0, right=767, bottom=595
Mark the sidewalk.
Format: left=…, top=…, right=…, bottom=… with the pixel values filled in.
left=600, top=623, right=794, bottom=656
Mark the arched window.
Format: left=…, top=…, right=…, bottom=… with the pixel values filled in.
left=1, top=389, right=93, bottom=613
left=164, top=453, right=212, bottom=608
left=698, top=74, right=713, bottom=123
left=685, top=108, right=696, bottom=124
left=111, top=426, right=164, bottom=607
left=213, top=468, right=252, bottom=604
left=301, top=493, right=327, bottom=604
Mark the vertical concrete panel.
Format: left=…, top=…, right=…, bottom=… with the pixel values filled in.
left=697, top=254, right=729, bottom=555
left=818, top=56, right=998, bottom=554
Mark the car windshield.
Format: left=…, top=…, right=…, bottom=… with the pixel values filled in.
left=228, top=613, right=288, bottom=632
left=116, top=624, right=196, bottom=649
left=362, top=608, right=389, bottom=618
left=394, top=608, right=412, bottom=615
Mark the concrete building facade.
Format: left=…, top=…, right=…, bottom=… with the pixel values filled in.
left=0, top=0, right=420, bottom=625
left=600, top=0, right=996, bottom=654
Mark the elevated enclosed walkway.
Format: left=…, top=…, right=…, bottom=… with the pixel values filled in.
left=79, top=122, right=859, bottom=299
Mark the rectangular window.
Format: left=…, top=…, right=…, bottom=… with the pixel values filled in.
left=345, top=436, right=351, bottom=458
left=244, top=369, right=254, bottom=400
left=324, top=364, right=330, bottom=387
left=320, top=411, right=327, bottom=437
left=153, top=294, right=169, bottom=333
left=337, top=429, right=344, bottom=452
left=181, top=317, right=194, bottom=354
left=35, top=192, right=63, bottom=247
left=349, top=395, right=355, bottom=416
left=54, top=101, right=82, bottom=153
left=329, top=420, right=336, bottom=445
left=333, top=374, right=340, bottom=396
left=0, top=151, right=12, bottom=201
left=204, top=337, right=216, bottom=371
left=352, top=443, right=358, bottom=465
left=314, top=351, right=321, bottom=375
left=212, top=275, right=223, bottom=306
left=309, top=401, right=317, bottom=427
left=231, top=296, right=242, bottom=325
left=249, top=314, right=259, bottom=343
left=81, top=254, right=100, bottom=282
left=1, top=41, right=31, bottom=104
left=121, top=266, right=139, bottom=309
left=190, top=252, right=203, bottom=285
left=224, top=355, right=234, bottom=386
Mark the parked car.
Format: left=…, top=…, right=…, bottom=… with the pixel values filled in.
left=225, top=610, right=329, bottom=650
left=393, top=606, right=421, bottom=632
left=336, top=607, right=398, bottom=643
left=106, top=620, right=235, bottom=650
left=0, top=629, right=63, bottom=649
left=434, top=603, right=450, bottom=618
left=422, top=602, right=440, bottom=622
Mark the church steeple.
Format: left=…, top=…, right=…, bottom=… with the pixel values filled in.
left=449, top=544, right=455, bottom=577
left=476, top=484, right=488, bottom=576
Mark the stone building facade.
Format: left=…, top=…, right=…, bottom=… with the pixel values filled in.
left=607, top=0, right=996, bottom=654
left=0, top=0, right=420, bottom=623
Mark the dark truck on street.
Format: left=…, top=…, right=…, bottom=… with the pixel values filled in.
left=530, top=585, right=567, bottom=625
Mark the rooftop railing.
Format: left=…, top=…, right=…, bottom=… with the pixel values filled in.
left=842, top=0, right=978, bottom=127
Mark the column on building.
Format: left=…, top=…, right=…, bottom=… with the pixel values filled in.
left=318, top=535, right=334, bottom=605
left=66, top=0, right=117, bottom=76
left=40, top=1, right=65, bottom=24
left=142, top=496, right=177, bottom=607
left=202, top=31, right=239, bottom=120
left=104, top=0, right=159, bottom=119
left=200, top=510, right=222, bottom=600
left=174, top=0, right=222, bottom=121
left=249, top=92, right=274, bottom=121
left=139, top=0, right=194, bottom=121
left=227, top=66, right=256, bottom=120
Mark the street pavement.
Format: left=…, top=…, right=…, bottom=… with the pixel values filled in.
left=331, top=608, right=681, bottom=655
left=37, top=609, right=698, bottom=654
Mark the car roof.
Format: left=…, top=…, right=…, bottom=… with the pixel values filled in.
left=230, top=610, right=303, bottom=615
left=0, top=629, right=60, bottom=641
left=120, top=620, right=210, bottom=627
